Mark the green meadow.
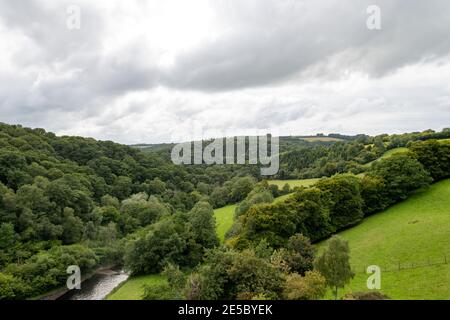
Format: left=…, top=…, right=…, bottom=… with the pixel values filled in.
left=268, top=178, right=320, bottom=188
left=363, top=147, right=409, bottom=167
left=214, top=204, right=237, bottom=243
left=318, top=179, right=450, bottom=299
left=107, top=274, right=167, bottom=300
left=109, top=178, right=450, bottom=300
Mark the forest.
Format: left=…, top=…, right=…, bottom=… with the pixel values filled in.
left=0, top=122, right=449, bottom=299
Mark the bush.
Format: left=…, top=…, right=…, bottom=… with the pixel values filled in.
left=124, top=219, right=186, bottom=275
left=368, top=154, right=432, bottom=204
left=343, top=291, right=390, bottom=300
left=142, top=283, right=179, bottom=300
left=283, top=271, right=326, bottom=300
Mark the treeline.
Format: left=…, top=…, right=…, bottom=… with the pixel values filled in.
left=118, top=133, right=449, bottom=301
left=137, top=138, right=449, bottom=300
left=230, top=139, right=450, bottom=249
left=0, top=123, right=259, bottom=299
left=0, top=121, right=449, bottom=299
left=277, top=128, right=450, bottom=179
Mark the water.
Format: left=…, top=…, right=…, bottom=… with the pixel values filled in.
left=59, top=269, right=129, bottom=300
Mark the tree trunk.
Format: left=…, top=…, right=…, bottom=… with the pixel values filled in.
left=334, top=287, right=338, bottom=300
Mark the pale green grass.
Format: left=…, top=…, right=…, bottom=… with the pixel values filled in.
left=106, top=274, right=167, bottom=300
left=363, top=147, right=409, bottom=167
left=274, top=193, right=294, bottom=203
left=326, top=264, right=450, bottom=300
left=300, top=137, right=344, bottom=142
left=268, top=178, right=320, bottom=188
left=382, top=147, right=409, bottom=158
left=317, top=179, right=450, bottom=299
left=214, top=204, right=237, bottom=243
left=214, top=191, right=299, bottom=243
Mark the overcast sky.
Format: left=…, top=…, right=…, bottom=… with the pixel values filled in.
left=1, top=0, right=449, bottom=144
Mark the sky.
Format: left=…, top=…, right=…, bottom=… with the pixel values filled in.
left=0, top=0, right=449, bottom=144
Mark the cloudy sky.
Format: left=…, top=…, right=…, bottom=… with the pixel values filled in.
left=1, top=0, right=449, bottom=144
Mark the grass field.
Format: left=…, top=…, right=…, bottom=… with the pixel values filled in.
left=106, top=274, right=167, bottom=300
left=363, top=147, right=409, bottom=167
left=214, top=178, right=319, bottom=243
left=300, top=137, right=344, bottom=142
left=268, top=178, right=320, bottom=188
left=214, top=204, right=237, bottom=242
left=317, top=179, right=450, bottom=299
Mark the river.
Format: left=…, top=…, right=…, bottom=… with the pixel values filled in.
left=58, top=268, right=129, bottom=300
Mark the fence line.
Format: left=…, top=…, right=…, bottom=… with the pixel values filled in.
left=352, top=254, right=449, bottom=274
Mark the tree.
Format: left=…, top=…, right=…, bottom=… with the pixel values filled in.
left=0, top=273, right=30, bottom=300
left=283, top=234, right=315, bottom=275
left=120, top=193, right=169, bottom=229
left=0, top=223, right=16, bottom=250
left=235, top=186, right=273, bottom=217
left=315, top=175, right=364, bottom=231
left=314, top=236, right=354, bottom=300
left=61, top=208, right=84, bottom=244
left=359, top=175, right=389, bottom=216
left=283, top=271, right=326, bottom=300
left=142, top=283, right=179, bottom=300
left=124, top=219, right=186, bottom=274
left=111, top=176, right=133, bottom=199
left=185, top=248, right=284, bottom=300
left=369, top=154, right=432, bottom=204
left=228, top=176, right=256, bottom=203
left=161, top=264, right=186, bottom=299
left=409, top=140, right=450, bottom=181
left=187, top=201, right=219, bottom=249
left=210, top=186, right=229, bottom=208
left=100, top=194, right=120, bottom=208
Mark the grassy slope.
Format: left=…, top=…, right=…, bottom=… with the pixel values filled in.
left=317, top=179, right=450, bottom=299
left=214, top=197, right=293, bottom=243
left=363, top=147, right=409, bottom=167
left=300, top=137, right=344, bottom=142
left=214, top=204, right=236, bottom=243
left=268, top=178, right=320, bottom=188
left=111, top=182, right=307, bottom=300
left=214, top=178, right=319, bottom=243
left=107, top=274, right=167, bottom=300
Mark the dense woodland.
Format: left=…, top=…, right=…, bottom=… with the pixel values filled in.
left=0, top=122, right=449, bottom=299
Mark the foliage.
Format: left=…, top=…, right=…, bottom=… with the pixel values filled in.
left=315, top=236, right=354, bottom=300
left=342, top=291, right=390, bottom=300
left=282, top=234, right=315, bottom=275
left=184, top=247, right=285, bottom=300
left=368, top=154, right=432, bottom=204
left=124, top=219, right=186, bottom=275
left=409, top=139, right=450, bottom=181
left=283, top=271, right=327, bottom=300
left=142, top=283, right=179, bottom=300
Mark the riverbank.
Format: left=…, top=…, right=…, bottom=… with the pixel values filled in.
left=106, top=274, right=167, bottom=300
left=34, top=265, right=126, bottom=300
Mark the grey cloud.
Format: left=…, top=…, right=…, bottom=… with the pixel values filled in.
left=0, top=0, right=449, bottom=143
left=164, top=0, right=450, bottom=91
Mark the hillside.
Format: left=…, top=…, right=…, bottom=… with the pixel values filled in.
left=363, top=147, right=409, bottom=167
left=268, top=178, right=320, bottom=188
left=318, top=179, right=450, bottom=299
left=214, top=178, right=320, bottom=243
